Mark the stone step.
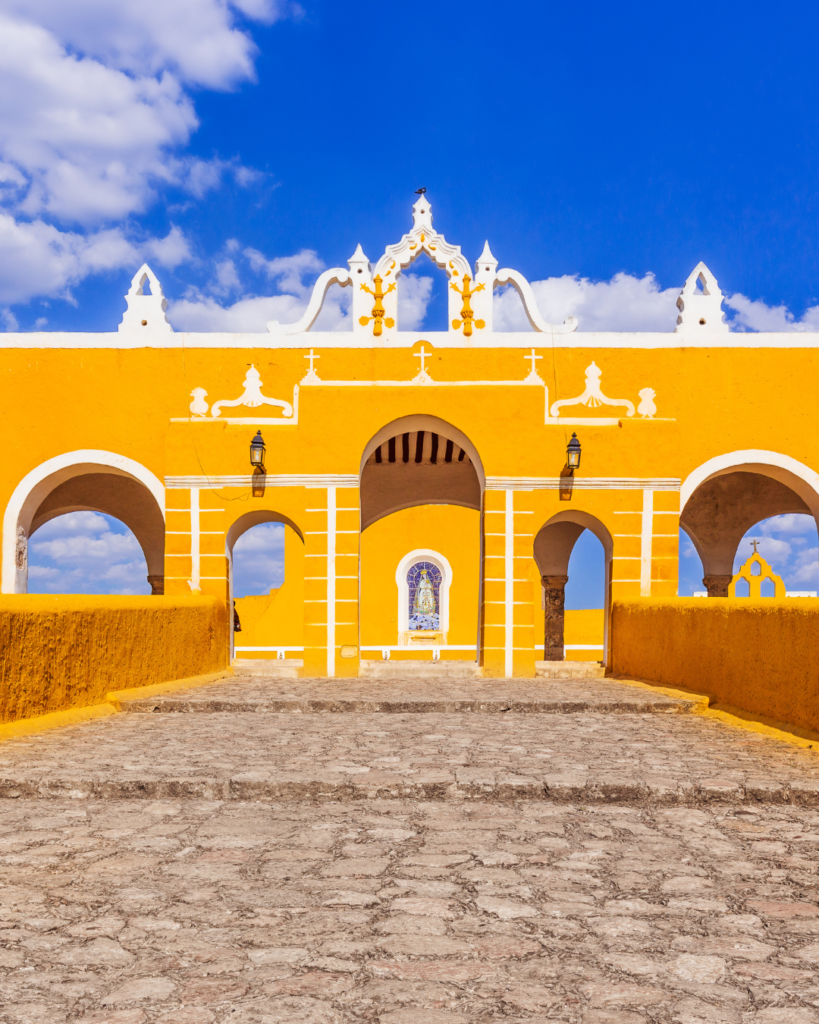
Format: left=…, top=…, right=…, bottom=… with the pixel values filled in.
left=536, top=660, right=605, bottom=679
left=118, top=677, right=693, bottom=716
left=230, top=658, right=303, bottom=679
left=0, top=772, right=815, bottom=806
left=359, top=659, right=482, bottom=680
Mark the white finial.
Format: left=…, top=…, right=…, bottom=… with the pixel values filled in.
left=675, top=261, right=729, bottom=333
left=476, top=240, right=498, bottom=273
left=412, top=193, right=433, bottom=231
left=119, top=263, right=173, bottom=333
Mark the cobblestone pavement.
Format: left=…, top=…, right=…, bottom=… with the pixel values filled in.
left=3, top=798, right=819, bottom=1023
left=3, top=678, right=819, bottom=1022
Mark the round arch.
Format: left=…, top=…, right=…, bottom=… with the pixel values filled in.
left=681, top=450, right=819, bottom=517
left=680, top=450, right=819, bottom=585
left=534, top=509, right=614, bottom=664
left=226, top=510, right=304, bottom=556
left=2, top=450, right=165, bottom=594
left=360, top=414, right=485, bottom=489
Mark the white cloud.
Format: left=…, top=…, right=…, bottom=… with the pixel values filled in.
left=724, top=293, right=819, bottom=333
left=143, top=224, right=191, bottom=269
left=168, top=246, right=355, bottom=332
left=27, top=510, right=150, bottom=594
left=0, top=0, right=293, bottom=310
left=397, top=273, right=434, bottom=331
left=233, top=521, right=284, bottom=597
left=0, top=0, right=297, bottom=90
left=245, top=248, right=324, bottom=297
left=495, top=272, right=681, bottom=333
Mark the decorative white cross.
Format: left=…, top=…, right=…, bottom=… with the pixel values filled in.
left=525, top=348, right=543, bottom=375
left=304, top=348, right=320, bottom=373
left=414, top=346, right=430, bottom=374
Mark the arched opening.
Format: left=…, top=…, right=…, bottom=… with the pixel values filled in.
left=226, top=511, right=304, bottom=663
left=359, top=416, right=483, bottom=662
left=28, top=512, right=150, bottom=595
left=396, top=253, right=448, bottom=332
left=680, top=452, right=819, bottom=596
left=3, top=452, right=165, bottom=594
left=534, top=510, right=613, bottom=664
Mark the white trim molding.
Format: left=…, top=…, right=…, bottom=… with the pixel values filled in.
left=2, top=450, right=165, bottom=594
left=166, top=474, right=359, bottom=490
left=395, top=549, right=453, bottom=638
left=486, top=476, right=680, bottom=491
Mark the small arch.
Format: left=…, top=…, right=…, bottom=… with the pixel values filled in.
left=3, top=451, right=165, bottom=594
left=534, top=510, right=614, bottom=663
left=226, top=510, right=305, bottom=663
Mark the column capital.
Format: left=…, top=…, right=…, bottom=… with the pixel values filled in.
left=703, top=574, right=733, bottom=597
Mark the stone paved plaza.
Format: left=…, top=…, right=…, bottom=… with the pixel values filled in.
left=3, top=676, right=819, bottom=1023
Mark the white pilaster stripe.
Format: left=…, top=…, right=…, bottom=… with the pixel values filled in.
left=327, top=486, right=337, bottom=678
left=505, top=489, right=515, bottom=679
left=640, top=489, right=654, bottom=597
left=189, top=488, right=200, bottom=592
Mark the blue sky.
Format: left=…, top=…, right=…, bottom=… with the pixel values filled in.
left=9, top=0, right=819, bottom=596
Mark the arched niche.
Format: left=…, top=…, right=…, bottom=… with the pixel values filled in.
left=359, top=414, right=484, bottom=531
left=680, top=451, right=819, bottom=594
left=534, top=510, right=613, bottom=663
left=3, top=451, right=165, bottom=594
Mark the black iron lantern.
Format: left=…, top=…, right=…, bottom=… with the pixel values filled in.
left=250, top=430, right=266, bottom=468
left=566, top=433, right=581, bottom=470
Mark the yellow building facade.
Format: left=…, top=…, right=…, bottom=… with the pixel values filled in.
left=3, top=197, right=818, bottom=677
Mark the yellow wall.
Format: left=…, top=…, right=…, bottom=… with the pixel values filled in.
left=0, top=595, right=228, bottom=723
left=611, top=598, right=819, bottom=733
left=565, top=609, right=605, bottom=661
left=233, top=525, right=304, bottom=660
left=360, top=504, right=480, bottom=660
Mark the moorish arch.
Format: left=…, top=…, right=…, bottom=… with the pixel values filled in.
left=2, top=451, right=165, bottom=594
left=534, top=510, right=614, bottom=662
left=680, top=451, right=819, bottom=595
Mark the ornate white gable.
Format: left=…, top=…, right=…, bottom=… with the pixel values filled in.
left=267, top=194, right=577, bottom=338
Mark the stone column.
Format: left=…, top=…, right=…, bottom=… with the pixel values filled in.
left=703, top=574, right=732, bottom=597
left=542, top=574, right=569, bottom=660
left=147, top=575, right=165, bottom=595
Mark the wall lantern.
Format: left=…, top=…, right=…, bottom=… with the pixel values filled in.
left=559, top=433, right=581, bottom=501
left=566, top=433, right=581, bottom=470
left=250, top=430, right=266, bottom=469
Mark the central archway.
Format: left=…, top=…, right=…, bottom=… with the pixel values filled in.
left=359, top=416, right=484, bottom=662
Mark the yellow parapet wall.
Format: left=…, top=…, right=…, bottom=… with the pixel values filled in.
left=0, top=595, right=229, bottom=724
left=611, top=598, right=819, bottom=733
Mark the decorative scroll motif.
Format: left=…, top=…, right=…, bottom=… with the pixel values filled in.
left=450, top=275, right=486, bottom=336
left=195, top=366, right=294, bottom=418
left=359, top=275, right=396, bottom=337
left=550, top=362, right=637, bottom=418
left=729, top=546, right=786, bottom=598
